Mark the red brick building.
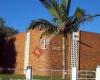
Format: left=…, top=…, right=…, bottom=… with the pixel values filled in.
left=0, top=29, right=100, bottom=74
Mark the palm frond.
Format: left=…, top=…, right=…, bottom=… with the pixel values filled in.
left=28, top=18, right=58, bottom=38
left=40, top=27, right=57, bottom=39
left=62, top=0, right=71, bottom=15
left=28, top=19, right=56, bottom=30
left=74, top=7, right=85, bottom=19
left=70, top=14, right=100, bottom=32
left=39, top=0, right=62, bottom=23
left=82, top=14, right=100, bottom=22
left=59, top=4, right=67, bottom=22
left=70, top=20, right=80, bottom=32
left=68, top=7, right=86, bottom=31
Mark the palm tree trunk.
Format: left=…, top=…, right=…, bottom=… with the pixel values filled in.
left=62, top=0, right=71, bottom=79
left=62, top=33, right=67, bottom=80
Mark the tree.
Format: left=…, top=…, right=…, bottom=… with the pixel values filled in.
left=0, top=18, right=18, bottom=37
left=27, top=0, right=100, bottom=79
left=3, top=26, right=19, bottom=37
left=0, top=18, right=5, bottom=37
left=0, top=18, right=5, bottom=31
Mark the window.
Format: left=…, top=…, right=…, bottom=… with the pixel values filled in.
left=40, top=38, right=50, bottom=49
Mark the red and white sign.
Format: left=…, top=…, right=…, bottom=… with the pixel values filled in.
left=32, top=47, right=43, bottom=57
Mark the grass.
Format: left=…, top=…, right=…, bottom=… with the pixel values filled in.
left=0, top=75, right=25, bottom=80
left=0, top=75, right=70, bottom=80
left=33, top=76, right=62, bottom=80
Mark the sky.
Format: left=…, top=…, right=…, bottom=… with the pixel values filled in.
left=0, top=0, right=100, bottom=33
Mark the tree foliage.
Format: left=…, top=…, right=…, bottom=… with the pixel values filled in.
left=0, top=18, right=19, bottom=37
left=28, top=0, right=100, bottom=36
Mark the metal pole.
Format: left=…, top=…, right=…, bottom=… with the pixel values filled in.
left=25, top=66, right=32, bottom=80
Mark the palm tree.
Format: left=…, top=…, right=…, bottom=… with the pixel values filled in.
left=28, top=0, right=100, bottom=79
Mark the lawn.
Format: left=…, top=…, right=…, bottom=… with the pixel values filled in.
left=0, top=75, right=70, bottom=80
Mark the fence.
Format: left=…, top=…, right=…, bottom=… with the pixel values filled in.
left=0, top=66, right=100, bottom=80
left=32, top=68, right=100, bottom=80
left=71, top=66, right=100, bottom=80
left=0, top=67, right=70, bottom=80
left=32, top=69, right=70, bottom=80
left=77, top=70, right=96, bottom=80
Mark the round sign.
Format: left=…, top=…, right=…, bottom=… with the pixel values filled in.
left=32, top=47, right=43, bottom=57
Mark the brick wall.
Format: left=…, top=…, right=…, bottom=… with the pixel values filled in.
left=13, top=32, right=25, bottom=74
left=0, top=30, right=100, bottom=74
left=80, top=31, right=100, bottom=70
left=29, top=30, right=66, bottom=76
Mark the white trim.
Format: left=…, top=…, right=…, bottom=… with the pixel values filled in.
left=96, top=66, right=100, bottom=80
left=24, top=32, right=30, bottom=73
left=72, top=67, right=77, bottom=80
left=70, top=31, right=80, bottom=69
